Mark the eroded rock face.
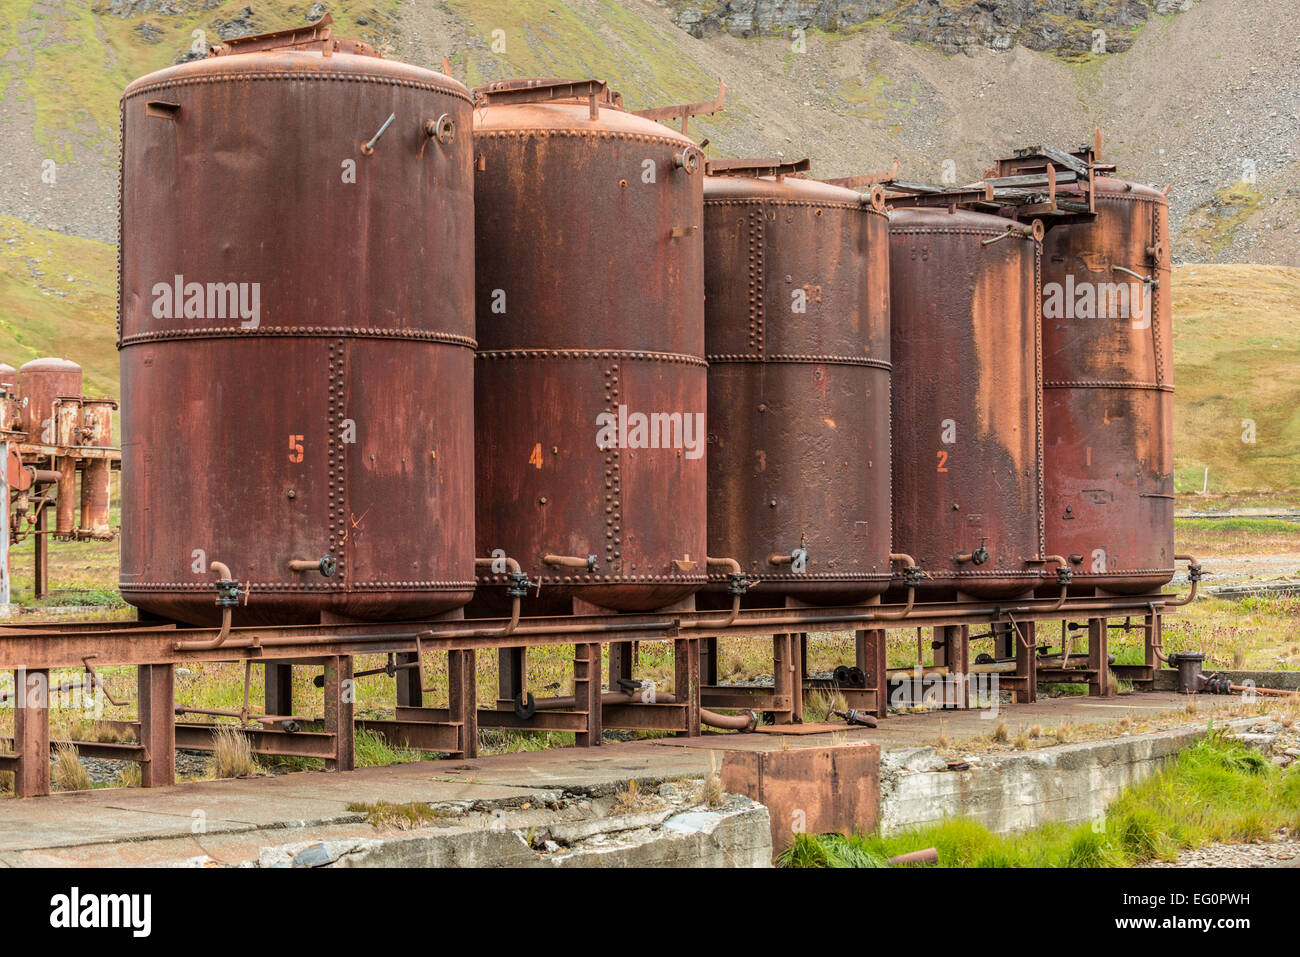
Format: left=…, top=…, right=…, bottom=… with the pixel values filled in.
left=668, top=0, right=1197, bottom=56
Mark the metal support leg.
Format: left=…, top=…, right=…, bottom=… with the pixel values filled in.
left=1142, top=612, right=1160, bottom=689
left=322, top=656, right=355, bottom=771
left=608, top=641, right=634, bottom=692
left=994, top=621, right=1015, bottom=660
left=138, top=663, right=175, bottom=788
left=1088, top=618, right=1112, bottom=697
left=34, top=509, right=48, bottom=599
left=395, top=652, right=423, bottom=708
left=857, top=628, right=889, bottom=718
left=1014, top=620, right=1037, bottom=703
left=699, top=636, right=718, bottom=687
left=573, top=642, right=602, bottom=748
left=14, top=669, right=49, bottom=797
left=772, top=634, right=802, bottom=724
left=264, top=662, right=293, bottom=718
left=674, top=636, right=701, bottom=737
left=935, top=625, right=969, bottom=708
left=448, top=649, right=478, bottom=758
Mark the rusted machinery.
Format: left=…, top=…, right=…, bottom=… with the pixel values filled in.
left=0, top=14, right=1195, bottom=799
left=116, top=17, right=476, bottom=625
left=471, top=78, right=709, bottom=615
left=985, top=143, right=1175, bottom=595
left=887, top=207, right=1061, bottom=600
left=701, top=158, right=898, bottom=605
left=1, top=357, right=120, bottom=603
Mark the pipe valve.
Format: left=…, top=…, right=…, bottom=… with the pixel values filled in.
left=505, top=571, right=533, bottom=598
left=727, top=572, right=754, bottom=596
left=214, top=577, right=241, bottom=608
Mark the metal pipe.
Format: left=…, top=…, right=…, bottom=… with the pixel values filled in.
left=1163, top=554, right=1202, bottom=607
left=534, top=689, right=757, bottom=731
left=1039, top=555, right=1071, bottom=612
left=542, top=553, right=596, bottom=571
left=181, top=562, right=238, bottom=651
left=473, top=556, right=523, bottom=638
left=888, top=848, right=938, bottom=866
left=875, top=553, right=921, bottom=621
left=689, top=557, right=749, bottom=629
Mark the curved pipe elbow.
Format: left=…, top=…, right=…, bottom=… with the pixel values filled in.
left=475, top=555, right=522, bottom=576
left=1164, top=554, right=1202, bottom=607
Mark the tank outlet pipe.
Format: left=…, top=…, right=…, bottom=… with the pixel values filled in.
left=876, top=553, right=926, bottom=621
left=543, top=553, right=598, bottom=573
left=688, top=557, right=754, bottom=629
left=473, top=555, right=530, bottom=638
left=180, top=561, right=244, bottom=651
left=288, top=555, right=337, bottom=577
left=767, top=547, right=808, bottom=568
left=951, top=540, right=989, bottom=565
left=1037, top=555, right=1072, bottom=612
left=1163, top=554, right=1202, bottom=607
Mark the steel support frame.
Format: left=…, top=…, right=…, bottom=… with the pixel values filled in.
left=0, top=593, right=1176, bottom=795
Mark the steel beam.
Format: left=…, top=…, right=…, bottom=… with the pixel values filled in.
left=322, top=656, right=355, bottom=771
left=137, top=663, right=175, bottom=788
left=13, top=668, right=49, bottom=797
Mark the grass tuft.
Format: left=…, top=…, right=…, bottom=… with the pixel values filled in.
left=209, top=725, right=259, bottom=779
left=51, top=743, right=91, bottom=791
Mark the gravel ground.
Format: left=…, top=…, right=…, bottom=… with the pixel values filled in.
left=1141, top=836, right=1300, bottom=867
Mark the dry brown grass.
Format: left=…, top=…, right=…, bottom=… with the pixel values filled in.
left=615, top=778, right=653, bottom=812
left=991, top=720, right=1009, bottom=744
left=114, top=763, right=141, bottom=789
left=52, top=743, right=91, bottom=792
left=209, top=725, right=259, bottom=779
left=701, top=753, right=724, bottom=808
left=1027, top=724, right=1043, bottom=739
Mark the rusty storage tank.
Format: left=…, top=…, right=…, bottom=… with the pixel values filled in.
left=117, top=19, right=476, bottom=625
left=1040, top=178, right=1174, bottom=594
left=889, top=208, right=1046, bottom=599
left=472, top=78, right=707, bottom=613
left=703, top=160, right=892, bottom=604
left=0, top=362, right=17, bottom=391
left=20, top=358, right=82, bottom=443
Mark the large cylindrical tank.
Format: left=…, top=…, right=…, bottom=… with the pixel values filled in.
left=118, top=29, right=476, bottom=625
left=0, top=362, right=17, bottom=390
left=703, top=166, right=892, bottom=604
left=889, top=208, right=1045, bottom=599
left=472, top=79, right=707, bottom=613
left=20, top=358, right=82, bottom=443
left=1040, top=178, right=1174, bottom=594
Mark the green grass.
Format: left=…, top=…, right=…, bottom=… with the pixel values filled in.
left=780, top=728, right=1300, bottom=867
left=1172, top=264, right=1300, bottom=495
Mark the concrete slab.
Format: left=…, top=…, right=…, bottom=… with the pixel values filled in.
left=0, top=691, right=1255, bottom=866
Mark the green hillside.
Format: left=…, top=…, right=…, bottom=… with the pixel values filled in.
left=0, top=215, right=117, bottom=397
left=1171, top=264, right=1300, bottom=500
left=0, top=0, right=403, bottom=163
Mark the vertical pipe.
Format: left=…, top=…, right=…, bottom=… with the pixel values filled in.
left=55, top=455, right=76, bottom=537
